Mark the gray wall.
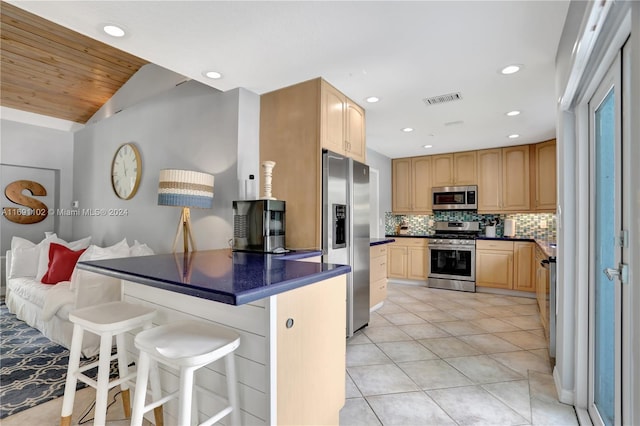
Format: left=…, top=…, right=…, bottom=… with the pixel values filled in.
left=72, top=80, right=260, bottom=253
left=366, top=148, right=392, bottom=237
left=1, top=119, right=75, bottom=291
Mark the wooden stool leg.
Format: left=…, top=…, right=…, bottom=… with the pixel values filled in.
left=60, top=324, right=84, bottom=426
left=115, top=332, right=132, bottom=418
left=94, top=332, right=113, bottom=426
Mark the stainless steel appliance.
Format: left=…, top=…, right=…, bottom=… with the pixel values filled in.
left=541, top=255, right=557, bottom=363
left=322, top=151, right=370, bottom=337
left=232, top=199, right=286, bottom=253
left=432, top=185, right=478, bottom=210
left=427, top=221, right=480, bottom=292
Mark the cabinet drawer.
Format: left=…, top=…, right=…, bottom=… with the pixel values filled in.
left=476, top=240, right=514, bottom=251
left=370, top=256, right=387, bottom=281
left=402, top=238, right=428, bottom=247
left=370, top=244, right=388, bottom=258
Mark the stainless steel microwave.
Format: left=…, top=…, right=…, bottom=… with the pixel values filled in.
left=432, top=185, right=478, bottom=210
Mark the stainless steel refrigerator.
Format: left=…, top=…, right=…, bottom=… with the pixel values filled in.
left=322, top=150, right=370, bottom=337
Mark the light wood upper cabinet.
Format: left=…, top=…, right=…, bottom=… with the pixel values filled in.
left=502, top=146, right=530, bottom=211
left=431, top=154, right=454, bottom=187
left=453, top=151, right=477, bottom=185
left=477, top=149, right=502, bottom=212
left=321, top=82, right=345, bottom=155
left=320, top=80, right=366, bottom=163
left=345, top=100, right=366, bottom=163
left=392, top=156, right=432, bottom=213
left=534, top=139, right=557, bottom=211
left=260, top=78, right=366, bottom=249
left=392, top=158, right=412, bottom=212
left=477, top=146, right=529, bottom=213
left=431, top=152, right=476, bottom=187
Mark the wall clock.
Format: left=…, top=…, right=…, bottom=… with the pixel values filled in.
left=111, top=142, right=142, bottom=200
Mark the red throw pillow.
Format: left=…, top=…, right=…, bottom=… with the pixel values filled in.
left=41, top=243, right=86, bottom=284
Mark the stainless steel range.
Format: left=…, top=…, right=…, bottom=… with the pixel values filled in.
left=428, top=221, right=480, bottom=292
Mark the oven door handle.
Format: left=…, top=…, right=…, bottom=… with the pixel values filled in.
left=428, top=244, right=475, bottom=250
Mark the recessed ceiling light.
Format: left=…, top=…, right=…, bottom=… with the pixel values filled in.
left=103, top=24, right=125, bottom=37
left=506, top=110, right=521, bottom=116
left=500, top=64, right=521, bottom=75
left=423, top=144, right=433, bottom=149
left=365, top=96, right=380, bottom=103
left=508, top=134, right=520, bottom=139
left=203, top=71, right=222, bottom=79
left=401, top=127, right=414, bottom=133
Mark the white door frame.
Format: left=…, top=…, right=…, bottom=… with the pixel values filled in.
left=586, top=50, right=623, bottom=426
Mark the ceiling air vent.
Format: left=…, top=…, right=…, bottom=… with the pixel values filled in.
left=423, top=92, right=463, bottom=105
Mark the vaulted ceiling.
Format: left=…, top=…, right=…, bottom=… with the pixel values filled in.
left=2, top=1, right=569, bottom=158
left=0, top=2, right=147, bottom=123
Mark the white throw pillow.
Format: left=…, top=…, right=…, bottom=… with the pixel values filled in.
left=36, top=235, right=92, bottom=282
left=69, top=239, right=130, bottom=290
left=130, top=240, right=154, bottom=257
left=8, top=236, right=40, bottom=278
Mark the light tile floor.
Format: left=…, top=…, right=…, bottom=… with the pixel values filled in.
left=340, top=283, right=579, bottom=426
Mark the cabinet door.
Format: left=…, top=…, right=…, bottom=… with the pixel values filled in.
left=453, top=151, right=477, bottom=185
left=476, top=249, right=513, bottom=289
left=392, top=159, right=412, bottom=212
left=502, top=146, right=530, bottom=211
left=345, top=100, right=366, bottom=163
left=535, top=140, right=557, bottom=211
left=407, top=246, right=427, bottom=280
left=431, top=154, right=454, bottom=187
left=513, top=242, right=535, bottom=292
left=277, top=275, right=346, bottom=425
left=412, top=156, right=432, bottom=212
left=321, top=81, right=345, bottom=155
left=387, top=245, right=407, bottom=278
left=477, top=149, right=502, bottom=212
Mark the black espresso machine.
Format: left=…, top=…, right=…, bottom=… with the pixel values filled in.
left=232, top=200, right=286, bottom=253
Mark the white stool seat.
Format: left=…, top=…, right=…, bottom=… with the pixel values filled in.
left=70, top=301, right=156, bottom=331
left=60, top=301, right=160, bottom=426
left=131, top=320, right=241, bottom=426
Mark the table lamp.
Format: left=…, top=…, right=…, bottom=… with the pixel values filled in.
left=158, top=169, right=214, bottom=252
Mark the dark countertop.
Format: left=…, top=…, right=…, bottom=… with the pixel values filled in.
left=370, top=237, right=396, bottom=246
left=77, top=248, right=350, bottom=306
left=385, top=234, right=556, bottom=260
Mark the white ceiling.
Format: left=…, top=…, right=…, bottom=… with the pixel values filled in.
left=9, top=1, right=569, bottom=159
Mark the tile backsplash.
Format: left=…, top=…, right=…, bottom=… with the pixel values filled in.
left=386, top=211, right=556, bottom=241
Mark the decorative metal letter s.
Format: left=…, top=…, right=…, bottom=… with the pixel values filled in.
left=3, top=180, right=48, bottom=224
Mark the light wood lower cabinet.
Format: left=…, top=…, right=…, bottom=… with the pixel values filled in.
left=535, top=244, right=550, bottom=336
left=370, top=244, right=388, bottom=308
left=476, top=240, right=534, bottom=292
left=277, top=275, right=346, bottom=425
left=387, top=238, right=428, bottom=281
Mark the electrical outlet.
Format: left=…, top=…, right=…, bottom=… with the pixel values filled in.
left=540, top=219, right=547, bottom=229
left=428, top=219, right=434, bottom=226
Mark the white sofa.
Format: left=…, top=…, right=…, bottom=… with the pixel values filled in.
left=5, top=237, right=153, bottom=357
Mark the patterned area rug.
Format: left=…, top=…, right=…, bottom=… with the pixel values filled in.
left=0, top=303, right=114, bottom=419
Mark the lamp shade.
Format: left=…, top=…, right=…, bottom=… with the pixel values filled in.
left=158, top=169, right=214, bottom=208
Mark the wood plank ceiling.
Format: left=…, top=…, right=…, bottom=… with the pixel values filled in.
left=1, top=2, right=148, bottom=124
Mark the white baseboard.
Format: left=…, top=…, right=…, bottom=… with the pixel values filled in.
left=554, top=366, right=575, bottom=404
left=370, top=301, right=384, bottom=312
left=387, top=278, right=427, bottom=287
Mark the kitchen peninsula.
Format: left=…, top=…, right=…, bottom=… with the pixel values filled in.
left=78, top=249, right=350, bottom=426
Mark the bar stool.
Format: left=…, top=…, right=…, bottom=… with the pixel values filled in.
left=130, top=320, right=241, bottom=426
left=60, top=301, right=160, bottom=426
